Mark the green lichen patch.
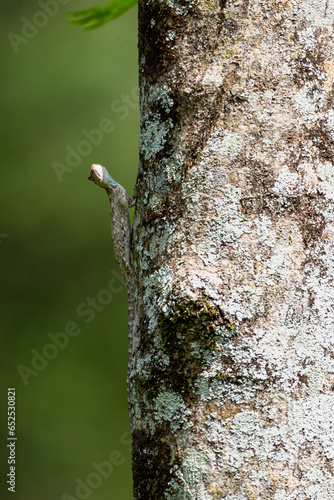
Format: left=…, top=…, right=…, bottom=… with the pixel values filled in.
left=140, top=114, right=174, bottom=160
left=159, top=299, right=219, bottom=351
left=182, top=448, right=214, bottom=498
left=154, top=300, right=222, bottom=402
left=153, top=390, right=192, bottom=432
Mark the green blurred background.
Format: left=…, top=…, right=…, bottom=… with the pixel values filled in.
left=1, top=1, right=138, bottom=498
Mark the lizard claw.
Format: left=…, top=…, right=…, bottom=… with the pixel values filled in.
left=128, top=194, right=136, bottom=207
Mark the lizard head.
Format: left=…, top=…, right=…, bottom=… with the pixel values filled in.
left=89, top=164, right=118, bottom=191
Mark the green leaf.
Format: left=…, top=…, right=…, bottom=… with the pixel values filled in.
left=68, top=0, right=138, bottom=30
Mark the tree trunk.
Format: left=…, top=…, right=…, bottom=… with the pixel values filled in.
left=130, top=0, right=334, bottom=497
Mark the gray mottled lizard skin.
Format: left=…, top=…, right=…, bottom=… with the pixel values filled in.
left=88, top=164, right=135, bottom=421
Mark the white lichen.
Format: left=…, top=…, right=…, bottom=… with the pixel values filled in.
left=272, top=166, right=300, bottom=195
left=204, top=130, right=243, bottom=161
left=154, top=390, right=192, bottom=432
left=140, top=115, right=173, bottom=160
left=294, top=82, right=325, bottom=122
left=289, top=394, right=334, bottom=460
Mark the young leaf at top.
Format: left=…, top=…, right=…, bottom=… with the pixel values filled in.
left=68, top=0, right=138, bottom=30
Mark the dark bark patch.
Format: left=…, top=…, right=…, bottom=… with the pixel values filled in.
left=239, top=0, right=250, bottom=17
left=132, top=426, right=179, bottom=499
left=160, top=300, right=219, bottom=349
left=242, top=159, right=276, bottom=196
left=293, top=49, right=326, bottom=87
left=133, top=300, right=236, bottom=417
left=306, top=125, right=334, bottom=163
left=157, top=300, right=221, bottom=399
left=182, top=69, right=238, bottom=176
left=210, top=0, right=227, bottom=53
left=240, top=193, right=325, bottom=248
left=138, top=1, right=188, bottom=84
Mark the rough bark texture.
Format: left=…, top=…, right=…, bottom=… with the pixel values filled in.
left=130, top=0, right=334, bottom=497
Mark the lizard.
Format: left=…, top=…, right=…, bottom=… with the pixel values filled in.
left=88, top=164, right=136, bottom=423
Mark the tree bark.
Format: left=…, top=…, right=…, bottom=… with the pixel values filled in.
left=130, top=0, right=334, bottom=497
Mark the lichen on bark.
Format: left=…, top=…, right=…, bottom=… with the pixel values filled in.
left=131, top=0, right=334, bottom=497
